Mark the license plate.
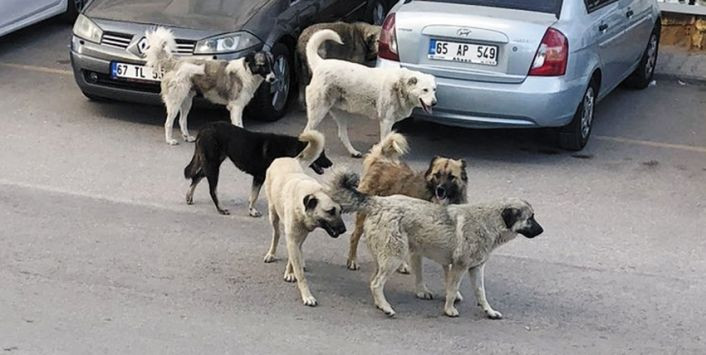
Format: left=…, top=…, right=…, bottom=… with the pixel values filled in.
left=111, top=62, right=163, bottom=82
left=428, top=39, right=498, bottom=66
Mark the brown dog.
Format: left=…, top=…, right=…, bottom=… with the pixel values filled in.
left=346, top=132, right=468, bottom=271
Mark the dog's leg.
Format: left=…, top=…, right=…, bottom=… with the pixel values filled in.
left=469, top=263, right=502, bottom=319
left=304, top=90, right=330, bottom=131
left=347, top=212, right=365, bottom=270
left=179, top=91, right=196, bottom=142
left=185, top=174, right=203, bottom=205
left=411, top=252, right=433, bottom=300
left=204, top=163, right=229, bottom=215
left=379, top=119, right=396, bottom=141
left=397, top=260, right=411, bottom=274
left=263, top=206, right=280, bottom=263
left=330, top=111, right=362, bottom=158
left=443, top=265, right=464, bottom=303
left=285, top=228, right=317, bottom=306
left=164, top=104, right=180, bottom=145
left=248, top=177, right=264, bottom=218
left=443, top=265, right=466, bottom=317
left=370, top=256, right=401, bottom=317
left=227, top=103, right=244, bottom=128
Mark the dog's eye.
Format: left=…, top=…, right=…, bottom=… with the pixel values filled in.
left=423, top=88, right=429, bottom=93
left=449, top=174, right=457, bottom=180
left=327, top=208, right=337, bottom=216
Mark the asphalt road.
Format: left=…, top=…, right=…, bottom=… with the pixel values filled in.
left=1, top=21, right=705, bottom=354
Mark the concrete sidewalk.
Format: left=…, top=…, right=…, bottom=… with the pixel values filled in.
left=656, top=45, right=706, bottom=82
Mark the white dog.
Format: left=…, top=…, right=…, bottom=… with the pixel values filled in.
left=304, top=29, right=438, bottom=157
left=263, top=130, right=347, bottom=307
left=145, top=27, right=275, bottom=145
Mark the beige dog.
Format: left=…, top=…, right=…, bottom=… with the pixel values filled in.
left=263, top=130, right=346, bottom=307
left=329, top=171, right=544, bottom=318
left=347, top=132, right=468, bottom=272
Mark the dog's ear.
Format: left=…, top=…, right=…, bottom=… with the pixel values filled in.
left=501, top=208, right=521, bottom=230
left=245, top=52, right=257, bottom=73
left=424, top=156, right=441, bottom=180
left=303, top=194, right=318, bottom=212
left=460, top=159, right=468, bottom=181
left=407, top=76, right=418, bottom=86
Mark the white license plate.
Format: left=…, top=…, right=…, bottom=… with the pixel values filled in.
left=428, top=39, right=498, bottom=66
left=111, top=62, right=163, bottom=82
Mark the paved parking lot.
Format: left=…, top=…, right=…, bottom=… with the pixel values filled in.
left=1, top=20, right=705, bottom=354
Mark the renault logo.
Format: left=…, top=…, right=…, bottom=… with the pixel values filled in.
left=136, top=37, right=149, bottom=56
left=457, top=28, right=472, bottom=37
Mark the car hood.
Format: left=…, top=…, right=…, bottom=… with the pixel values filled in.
left=85, top=0, right=272, bottom=32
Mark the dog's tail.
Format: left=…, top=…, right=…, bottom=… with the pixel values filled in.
left=145, top=27, right=177, bottom=72
left=306, top=29, right=343, bottom=71
left=326, top=169, right=372, bottom=213
left=297, top=130, right=326, bottom=167
left=366, top=132, right=409, bottom=165
left=184, top=143, right=203, bottom=179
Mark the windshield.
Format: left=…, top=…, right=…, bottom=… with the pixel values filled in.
left=420, top=0, right=563, bottom=17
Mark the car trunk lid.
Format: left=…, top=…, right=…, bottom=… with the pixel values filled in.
left=395, top=1, right=558, bottom=84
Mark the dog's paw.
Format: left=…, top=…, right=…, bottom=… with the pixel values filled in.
left=455, top=291, right=464, bottom=303
left=185, top=195, right=194, bottom=205
left=183, top=135, right=196, bottom=143
left=350, top=152, right=363, bottom=159
left=302, top=295, right=318, bottom=307
left=249, top=208, right=262, bottom=218
left=166, top=139, right=179, bottom=146
left=218, top=209, right=230, bottom=216
left=283, top=272, right=296, bottom=283
left=376, top=304, right=396, bottom=317
left=415, top=287, right=433, bottom=300
left=485, top=309, right=503, bottom=320
left=263, top=254, right=277, bottom=263
left=346, top=259, right=359, bottom=271
left=396, top=263, right=410, bottom=274
left=444, top=307, right=460, bottom=318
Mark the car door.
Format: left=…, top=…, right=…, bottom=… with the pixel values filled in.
left=585, top=0, right=627, bottom=94
left=0, top=0, right=62, bottom=32
left=623, top=0, right=656, bottom=69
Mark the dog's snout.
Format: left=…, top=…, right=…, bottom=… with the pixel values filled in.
left=431, top=99, right=438, bottom=107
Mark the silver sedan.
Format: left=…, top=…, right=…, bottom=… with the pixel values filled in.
left=377, top=0, right=661, bottom=150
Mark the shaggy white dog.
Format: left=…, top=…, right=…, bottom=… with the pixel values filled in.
left=304, top=29, right=438, bottom=157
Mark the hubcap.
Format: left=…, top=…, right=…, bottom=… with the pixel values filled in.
left=372, top=2, right=386, bottom=26
left=645, top=34, right=658, bottom=78
left=270, top=55, right=289, bottom=112
left=580, top=87, right=595, bottom=139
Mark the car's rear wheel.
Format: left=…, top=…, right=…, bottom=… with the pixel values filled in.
left=624, top=22, right=660, bottom=89
left=250, top=43, right=292, bottom=122
left=557, top=80, right=598, bottom=151
left=366, top=0, right=388, bottom=26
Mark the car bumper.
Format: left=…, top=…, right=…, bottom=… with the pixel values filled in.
left=70, top=35, right=250, bottom=105
left=377, top=58, right=588, bottom=128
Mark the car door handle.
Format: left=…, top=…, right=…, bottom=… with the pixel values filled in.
left=599, top=23, right=609, bottom=32
left=626, top=10, right=634, bottom=18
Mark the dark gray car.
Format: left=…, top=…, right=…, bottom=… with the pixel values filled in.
left=70, top=0, right=389, bottom=121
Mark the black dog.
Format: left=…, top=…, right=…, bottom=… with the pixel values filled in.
left=184, top=122, right=333, bottom=216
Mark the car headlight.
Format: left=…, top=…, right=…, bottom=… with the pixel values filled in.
left=194, top=32, right=261, bottom=54
left=73, top=14, right=102, bottom=43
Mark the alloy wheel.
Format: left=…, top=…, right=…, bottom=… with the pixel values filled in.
left=645, top=34, right=658, bottom=78
left=580, top=87, right=595, bottom=139
left=270, top=54, right=290, bottom=112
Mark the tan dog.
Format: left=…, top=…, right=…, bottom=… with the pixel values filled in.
left=263, top=130, right=346, bottom=307
left=346, top=133, right=468, bottom=272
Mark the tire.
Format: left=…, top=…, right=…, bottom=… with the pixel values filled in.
left=366, top=0, right=389, bottom=26
left=624, top=22, right=660, bottom=89
left=81, top=90, right=106, bottom=102
left=249, top=43, right=292, bottom=122
left=557, top=80, right=598, bottom=151
left=62, top=0, right=85, bottom=22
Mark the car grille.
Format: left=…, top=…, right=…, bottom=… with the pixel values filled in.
left=101, top=32, right=132, bottom=49
left=100, top=32, right=195, bottom=55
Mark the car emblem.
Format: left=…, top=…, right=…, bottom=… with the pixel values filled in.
left=136, top=37, right=149, bottom=57
left=457, top=28, right=472, bottom=37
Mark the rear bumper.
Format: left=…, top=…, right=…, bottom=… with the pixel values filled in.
left=377, top=58, right=587, bottom=128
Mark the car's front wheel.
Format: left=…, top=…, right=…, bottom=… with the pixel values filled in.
left=250, top=43, right=292, bottom=122
left=624, top=22, right=660, bottom=89
left=63, top=0, right=86, bottom=22
left=558, top=80, right=598, bottom=151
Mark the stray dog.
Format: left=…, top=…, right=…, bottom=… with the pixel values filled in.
left=145, top=27, right=276, bottom=145
left=184, top=122, right=333, bottom=217
left=329, top=171, right=543, bottom=318
left=296, top=22, right=380, bottom=107
left=304, top=29, right=437, bottom=157
left=263, top=130, right=346, bottom=307
left=346, top=132, right=468, bottom=272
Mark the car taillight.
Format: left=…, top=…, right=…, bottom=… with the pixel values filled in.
left=529, top=28, right=568, bottom=76
left=378, top=14, right=399, bottom=61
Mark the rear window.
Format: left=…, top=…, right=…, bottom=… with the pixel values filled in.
left=421, top=0, right=563, bottom=17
